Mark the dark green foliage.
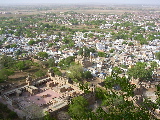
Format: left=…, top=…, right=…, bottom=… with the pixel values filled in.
left=43, top=111, right=55, bottom=120
left=79, top=82, right=91, bottom=93
left=112, top=31, right=129, bottom=40
left=37, top=52, right=49, bottom=59
left=48, top=43, right=54, bottom=48
left=0, top=55, right=15, bottom=68
left=68, top=96, right=89, bottom=120
left=134, top=34, right=148, bottom=45
left=7, top=111, right=18, bottom=119
left=105, top=71, right=136, bottom=97
left=147, top=34, right=156, bottom=41
left=28, top=40, right=36, bottom=45
left=10, top=44, right=17, bottom=48
left=47, top=58, right=55, bottom=67
left=69, top=19, right=79, bottom=25
left=155, top=51, right=160, bottom=60
left=51, top=67, right=62, bottom=76
left=122, top=41, right=128, bottom=45
left=15, top=61, right=26, bottom=70
left=15, top=49, right=22, bottom=55
left=58, top=56, right=75, bottom=69
left=112, top=66, right=122, bottom=74
left=67, top=64, right=83, bottom=81
left=120, top=64, right=128, bottom=69
left=128, top=42, right=134, bottom=46
left=109, top=49, right=115, bottom=53
left=69, top=70, right=156, bottom=120
left=97, top=52, right=106, bottom=57
left=0, top=103, right=18, bottom=119
left=93, top=71, right=155, bottom=120
left=127, top=62, right=153, bottom=81
left=84, top=71, right=93, bottom=79
left=150, top=61, right=158, bottom=70
left=15, top=60, right=32, bottom=70
left=35, top=70, right=46, bottom=77
left=0, top=68, right=14, bottom=82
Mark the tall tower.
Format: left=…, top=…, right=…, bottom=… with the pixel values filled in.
left=90, top=52, right=93, bottom=62
left=90, top=84, right=95, bottom=93
left=83, top=48, right=85, bottom=59
left=26, top=74, right=32, bottom=85
left=48, top=68, right=54, bottom=78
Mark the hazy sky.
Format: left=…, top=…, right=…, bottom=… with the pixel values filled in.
left=1, top=0, right=160, bottom=5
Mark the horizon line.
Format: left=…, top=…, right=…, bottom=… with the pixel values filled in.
left=1, top=2, right=160, bottom=6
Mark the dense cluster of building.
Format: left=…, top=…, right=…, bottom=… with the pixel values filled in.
left=0, top=6, right=160, bottom=119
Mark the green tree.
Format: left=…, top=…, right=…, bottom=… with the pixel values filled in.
left=109, top=49, right=115, bottom=53
left=54, top=37, right=59, bottom=42
left=35, top=70, right=46, bottom=77
left=7, top=111, right=18, bottom=119
left=155, top=51, right=160, bottom=60
left=84, top=71, right=93, bottom=79
left=127, top=62, right=153, bottom=81
left=37, top=52, right=48, bottom=59
left=128, top=42, right=134, bottom=46
left=0, top=55, right=15, bottom=69
left=48, top=43, right=54, bottom=48
left=58, top=56, right=75, bottom=69
left=51, top=67, right=62, bottom=76
left=122, top=41, right=128, bottom=45
left=28, top=40, right=36, bottom=45
left=68, top=96, right=89, bottom=120
left=67, top=64, right=83, bottom=81
left=43, top=111, right=55, bottom=120
left=10, top=44, right=17, bottom=48
left=98, top=52, right=106, bottom=57
left=48, top=58, right=55, bottom=67
left=88, top=33, right=94, bottom=38
left=150, top=61, right=158, bottom=70
left=15, top=49, right=22, bottom=56
left=92, top=71, right=155, bottom=120
left=15, top=61, right=26, bottom=71
left=112, top=66, right=122, bottom=75
left=15, top=60, right=31, bottom=71
left=0, top=69, right=14, bottom=82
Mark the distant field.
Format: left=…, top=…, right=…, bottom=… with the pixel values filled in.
left=1, top=5, right=160, bottom=18
left=0, top=9, right=139, bottom=17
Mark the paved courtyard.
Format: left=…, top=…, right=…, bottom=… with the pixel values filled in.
left=28, top=89, right=61, bottom=106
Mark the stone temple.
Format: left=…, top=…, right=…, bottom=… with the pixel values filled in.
left=0, top=68, right=95, bottom=119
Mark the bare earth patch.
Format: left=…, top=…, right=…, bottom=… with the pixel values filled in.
left=8, top=72, right=28, bottom=79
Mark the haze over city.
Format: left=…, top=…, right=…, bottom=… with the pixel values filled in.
left=1, top=0, right=160, bottom=5
left=0, top=0, right=160, bottom=119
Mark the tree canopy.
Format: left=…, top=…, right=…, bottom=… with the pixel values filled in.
left=37, top=52, right=48, bottom=59
left=0, top=55, right=15, bottom=69
left=58, top=56, right=75, bottom=69
left=68, top=69, right=156, bottom=120
left=51, top=67, right=62, bottom=76
left=127, top=62, right=153, bottom=81
left=67, top=64, right=84, bottom=81
left=155, top=52, right=160, bottom=60
left=0, top=68, right=14, bottom=82
left=97, top=52, right=107, bottom=57
left=68, top=96, right=89, bottom=120
left=28, top=40, right=36, bottom=45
